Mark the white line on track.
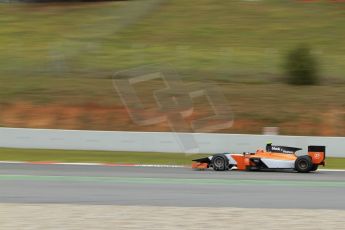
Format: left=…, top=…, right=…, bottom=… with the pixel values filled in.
left=0, top=161, right=344, bottom=171
left=319, top=169, right=345, bottom=172
left=0, top=161, right=185, bottom=168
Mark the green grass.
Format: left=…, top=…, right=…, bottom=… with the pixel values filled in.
left=0, top=0, right=344, bottom=82
left=0, top=0, right=344, bottom=134
left=324, top=157, right=345, bottom=170
left=0, top=148, right=344, bottom=169
left=0, top=148, right=208, bottom=165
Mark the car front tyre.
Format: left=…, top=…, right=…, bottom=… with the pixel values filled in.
left=212, top=154, right=229, bottom=171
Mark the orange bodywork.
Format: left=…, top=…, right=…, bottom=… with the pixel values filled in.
left=308, top=151, right=325, bottom=165
left=252, top=150, right=297, bottom=161
left=231, top=151, right=297, bottom=170
left=192, top=162, right=208, bottom=169
left=230, top=154, right=248, bottom=170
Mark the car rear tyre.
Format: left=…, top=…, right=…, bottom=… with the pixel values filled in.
left=212, top=154, right=229, bottom=171
left=310, top=164, right=318, bottom=171
left=295, top=156, right=313, bottom=173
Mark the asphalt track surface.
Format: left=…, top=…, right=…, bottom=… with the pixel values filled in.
left=0, top=164, right=345, bottom=209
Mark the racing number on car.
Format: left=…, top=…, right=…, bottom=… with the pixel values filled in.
left=314, top=153, right=321, bottom=159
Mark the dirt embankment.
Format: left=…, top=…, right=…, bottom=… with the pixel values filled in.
left=0, top=101, right=343, bottom=136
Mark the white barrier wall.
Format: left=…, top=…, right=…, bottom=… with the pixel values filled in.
left=0, top=128, right=344, bottom=157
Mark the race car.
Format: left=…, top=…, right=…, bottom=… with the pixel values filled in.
left=192, top=144, right=326, bottom=173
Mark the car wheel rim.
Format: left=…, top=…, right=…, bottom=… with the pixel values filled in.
left=299, top=161, right=307, bottom=169
left=214, top=158, right=224, bottom=168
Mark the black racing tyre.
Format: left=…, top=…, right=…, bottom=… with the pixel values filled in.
left=295, top=156, right=313, bottom=173
left=211, top=154, right=229, bottom=171
left=310, top=164, right=318, bottom=171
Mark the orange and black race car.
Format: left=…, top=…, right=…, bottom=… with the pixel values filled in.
left=192, top=144, right=326, bottom=173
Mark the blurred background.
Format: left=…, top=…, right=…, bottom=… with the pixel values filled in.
left=0, top=0, right=344, bottom=136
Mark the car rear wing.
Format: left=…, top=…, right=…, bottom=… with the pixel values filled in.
left=308, top=145, right=326, bottom=166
